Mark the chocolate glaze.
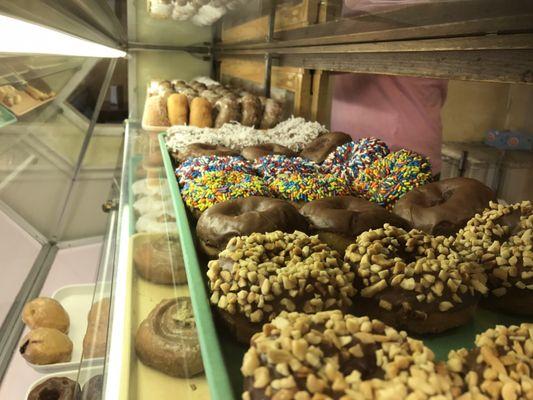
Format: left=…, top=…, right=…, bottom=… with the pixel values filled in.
left=300, top=131, right=352, bottom=163
left=196, top=197, right=308, bottom=257
left=28, top=377, right=80, bottom=400
left=241, top=144, right=296, bottom=161
left=172, top=143, right=239, bottom=163
left=393, top=177, right=495, bottom=236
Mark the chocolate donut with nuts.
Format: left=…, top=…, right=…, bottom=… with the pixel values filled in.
left=241, top=144, right=296, bottom=161
left=447, top=323, right=533, bottom=400
left=345, top=225, right=488, bottom=334
left=300, top=131, right=352, bottom=163
left=393, top=177, right=496, bottom=236
left=172, top=143, right=239, bottom=164
left=455, top=200, right=533, bottom=315
left=196, top=197, right=308, bottom=258
left=242, top=310, right=459, bottom=400
left=207, top=231, right=356, bottom=343
left=300, top=196, right=411, bottom=254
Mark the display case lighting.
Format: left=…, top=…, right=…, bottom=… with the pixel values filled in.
left=0, top=15, right=126, bottom=58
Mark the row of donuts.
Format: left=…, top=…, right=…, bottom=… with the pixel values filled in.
left=143, top=78, right=283, bottom=129
left=149, top=0, right=247, bottom=26
left=171, top=134, right=434, bottom=217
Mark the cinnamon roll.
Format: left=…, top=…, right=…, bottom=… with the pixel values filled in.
left=135, top=298, right=203, bottom=377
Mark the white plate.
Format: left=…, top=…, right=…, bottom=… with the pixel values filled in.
left=25, top=284, right=109, bottom=373
left=25, top=366, right=103, bottom=399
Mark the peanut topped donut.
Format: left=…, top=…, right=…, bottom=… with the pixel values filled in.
left=393, top=177, right=496, bottom=236
left=345, top=225, right=488, bottom=334
left=241, top=143, right=296, bottom=161
left=207, top=231, right=356, bottom=343
left=447, top=323, right=533, bottom=400
left=300, top=196, right=411, bottom=254
left=300, top=131, right=352, bottom=163
left=196, top=197, right=308, bottom=258
left=242, top=310, right=458, bottom=400
left=455, top=201, right=533, bottom=315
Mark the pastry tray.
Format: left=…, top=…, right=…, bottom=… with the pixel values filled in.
left=158, top=132, right=533, bottom=400
left=2, top=89, right=54, bottom=117
left=25, top=366, right=102, bottom=399
left=119, top=233, right=210, bottom=400
left=25, top=284, right=107, bottom=373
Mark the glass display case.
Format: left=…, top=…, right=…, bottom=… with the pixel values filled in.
left=1, top=1, right=532, bottom=399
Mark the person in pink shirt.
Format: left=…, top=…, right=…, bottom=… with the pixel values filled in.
left=331, top=0, right=448, bottom=175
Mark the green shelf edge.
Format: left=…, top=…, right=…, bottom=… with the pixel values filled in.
left=158, top=133, right=236, bottom=400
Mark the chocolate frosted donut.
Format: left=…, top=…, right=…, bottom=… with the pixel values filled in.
left=242, top=310, right=459, bottom=400
left=447, top=324, right=533, bottom=399
left=300, top=196, right=411, bottom=254
left=300, top=131, right=352, bottom=163
left=28, top=377, right=80, bottom=400
left=345, top=225, right=488, bottom=334
left=393, top=177, right=496, bottom=236
left=455, top=200, right=533, bottom=315
left=135, top=297, right=203, bottom=377
left=172, top=143, right=239, bottom=163
left=207, top=231, right=356, bottom=343
left=196, top=196, right=308, bottom=258
left=81, top=375, right=103, bottom=400
left=241, top=144, right=296, bottom=161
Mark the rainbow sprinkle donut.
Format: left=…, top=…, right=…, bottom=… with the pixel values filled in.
left=182, top=171, right=270, bottom=215
left=355, top=149, right=432, bottom=208
left=253, top=155, right=322, bottom=181
left=175, top=155, right=255, bottom=186
left=322, top=137, right=390, bottom=179
left=269, top=173, right=352, bottom=203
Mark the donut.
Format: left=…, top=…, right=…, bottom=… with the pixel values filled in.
left=172, top=143, right=240, bottom=164
left=300, top=131, right=352, bottom=163
left=181, top=171, right=270, bottom=217
left=300, top=196, right=411, bottom=254
left=133, top=194, right=172, bottom=216
left=175, top=155, right=254, bottom=187
left=199, top=89, right=222, bottom=105
left=455, top=200, right=533, bottom=315
left=241, top=144, right=296, bottom=161
left=142, top=95, right=170, bottom=127
left=447, top=323, right=533, bottom=400
left=240, top=94, right=262, bottom=127
left=81, top=375, right=103, bottom=400
left=131, top=179, right=170, bottom=198
left=135, top=297, right=203, bottom=377
left=19, top=327, right=73, bottom=364
left=253, top=155, right=322, bottom=181
left=268, top=173, right=352, bottom=205
left=22, top=297, right=70, bottom=333
left=344, top=225, right=488, bottom=334
left=189, top=97, right=213, bottom=128
left=355, top=149, right=432, bottom=208
left=135, top=211, right=176, bottom=233
left=28, top=377, right=80, bottom=400
left=133, top=233, right=186, bottom=284
left=241, top=310, right=458, bottom=400
left=322, top=137, right=390, bottom=179
left=393, top=177, right=496, bottom=236
left=214, top=96, right=241, bottom=128
left=259, top=98, right=283, bottom=129
left=83, top=298, right=110, bottom=359
left=207, top=231, right=356, bottom=343
left=196, top=196, right=308, bottom=258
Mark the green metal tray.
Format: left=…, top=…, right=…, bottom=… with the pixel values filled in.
left=158, top=132, right=533, bottom=399
left=0, top=105, right=16, bottom=129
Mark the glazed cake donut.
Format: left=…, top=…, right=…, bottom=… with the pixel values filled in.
left=300, top=131, right=352, bottom=163
left=196, top=196, right=308, bottom=258
left=173, top=143, right=239, bottom=164
left=240, top=94, right=262, bottom=127
left=214, top=96, right=241, bottom=128
left=135, top=297, right=203, bottom=377
left=241, top=144, right=296, bottom=161
left=345, top=225, right=488, bottom=334
left=455, top=200, right=533, bottom=315
left=242, top=310, right=459, bottom=400
left=259, top=98, right=283, bottom=129
left=181, top=171, right=270, bottom=217
left=207, top=231, right=356, bottom=343
left=300, top=196, right=411, bottom=254
left=447, top=323, right=533, bottom=400
left=393, top=177, right=496, bottom=236
left=27, top=377, right=80, bottom=400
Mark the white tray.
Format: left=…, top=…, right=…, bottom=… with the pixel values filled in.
left=25, top=366, right=102, bottom=399
left=24, top=284, right=108, bottom=373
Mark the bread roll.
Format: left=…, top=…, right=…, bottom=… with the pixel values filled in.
left=22, top=297, right=70, bottom=333
left=189, top=97, right=213, bottom=128
left=167, top=93, right=189, bottom=126
left=19, top=328, right=72, bottom=365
